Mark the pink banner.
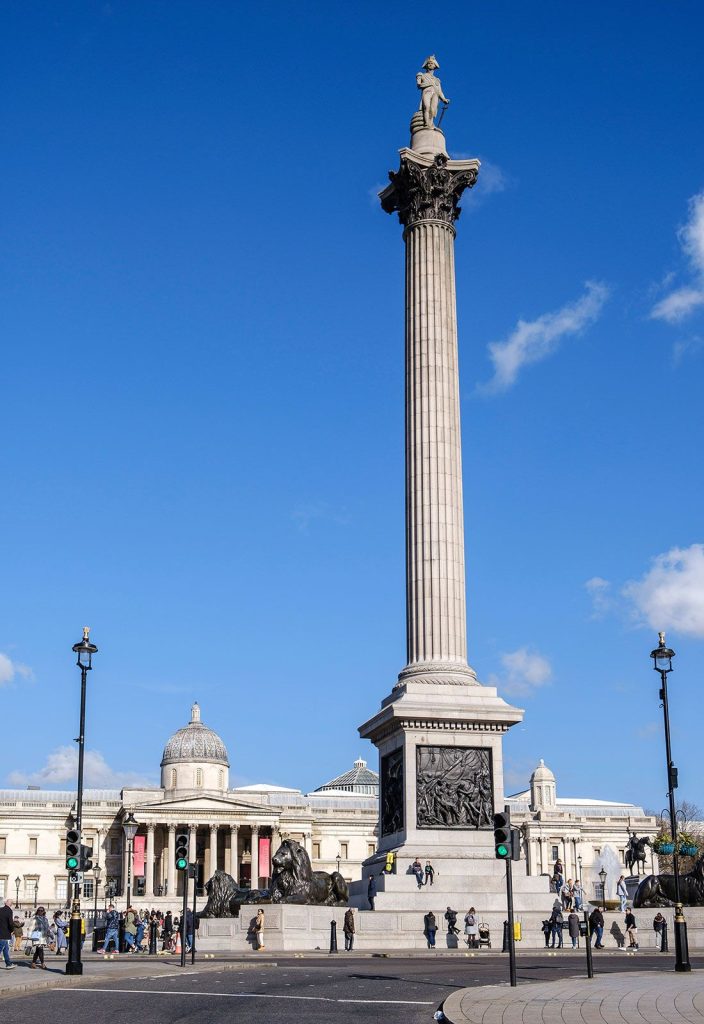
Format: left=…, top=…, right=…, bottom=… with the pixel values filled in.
left=258, top=837, right=270, bottom=880
left=133, top=834, right=145, bottom=877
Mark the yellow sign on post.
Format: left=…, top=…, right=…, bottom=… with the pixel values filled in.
left=513, top=921, right=522, bottom=941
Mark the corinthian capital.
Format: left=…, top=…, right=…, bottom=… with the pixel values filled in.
left=380, top=150, right=479, bottom=228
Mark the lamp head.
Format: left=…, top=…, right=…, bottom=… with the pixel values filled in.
left=122, top=812, right=139, bottom=842
left=72, top=626, right=98, bottom=670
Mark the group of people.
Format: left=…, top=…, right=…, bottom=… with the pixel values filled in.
left=0, top=900, right=85, bottom=969
left=550, top=860, right=585, bottom=911
left=99, top=905, right=199, bottom=955
left=423, top=907, right=481, bottom=949
left=411, top=858, right=435, bottom=889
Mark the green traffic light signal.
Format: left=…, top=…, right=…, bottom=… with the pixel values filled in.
left=176, top=857, right=188, bottom=870
left=496, top=843, right=509, bottom=858
left=67, top=856, right=79, bottom=869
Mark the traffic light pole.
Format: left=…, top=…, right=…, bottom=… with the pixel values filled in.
left=66, top=659, right=89, bottom=976
left=181, top=864, right=189, bottom=968
left=505, top=852, right=517, bottom=987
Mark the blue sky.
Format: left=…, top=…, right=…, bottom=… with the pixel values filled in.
left=2, top=1, right=703, bottom=812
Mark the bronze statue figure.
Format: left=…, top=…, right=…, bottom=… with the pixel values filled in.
left=271, top=839, right=348, bottom=906
left=625, top=834, right=651, bottom=876
left=199, top=869, right=269, bottom=917
left=634, top=854, right=704, bottom=907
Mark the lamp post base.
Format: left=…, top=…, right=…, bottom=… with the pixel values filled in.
left=65, top=900, right=83, bottom=975
left=673, top=913, right=691, bottom=972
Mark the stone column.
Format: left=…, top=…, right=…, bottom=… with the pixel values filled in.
left=250, top=826, right=259, bottom=889
left=271, top=824, right=281, bottom=856
left=188, top=826, right=197, bottom=865
left=122, top=838, right=129, bottom=899
left=145, top=823, right=155, bottom=897
left=167, top=825, right=176, bottom=896
left=228, top=825, right=239, bottom=878
left=380, top=146, right=479, bottom=687
left=209, top=824, right=218, bottom=877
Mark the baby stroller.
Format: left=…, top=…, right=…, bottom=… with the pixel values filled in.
left=477, top=922, right=491, bottom=949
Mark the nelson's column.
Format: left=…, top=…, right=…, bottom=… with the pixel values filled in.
left=358, top=58, right=525, bottom=869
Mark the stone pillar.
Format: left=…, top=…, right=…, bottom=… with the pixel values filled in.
left=122, top=838, right=129, bottom=898
left=209, top=824, right=218, bottom=877
left=167, top=825, right=175, bottom=896
left=228, top=825, right=239, bottom=878
left=145, top=824, right=155, bottom=897
left=188, top=826, right=197, bottom=865
left=271, top=825, right=281, bottom=857
left=380, top=148, right=480, bottom=688
left=250, top=826, right=259, bottom=889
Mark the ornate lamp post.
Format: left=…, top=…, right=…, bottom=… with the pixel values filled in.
left=122, top=813, right=139, bottom=909
left=598, top=868, right=607, bottom=911
left=336, top=853, right=341, bottom=874
left=66, top=627, right=98, bottom=976
left=14, top=876, right=20, bottom=908
left=33, top=880, right=39, bottom=908
left=92, top=864, right=101, bottom=950
left=651, top=632, right=691, bottom=972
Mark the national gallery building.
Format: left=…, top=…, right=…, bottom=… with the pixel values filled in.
left=0, top=703, right=655, bottom=910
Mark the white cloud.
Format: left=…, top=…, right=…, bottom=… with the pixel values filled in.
left=674, top=335, right=704, bottom=364
left=479, top=281, right=609, bottom=394
left=0, top=652, right=33, bottom=686
left=8, top=746, right=155, bottom=789
left=623, top=543, right=704, bottom=637
left=585, top=576, right=612, bottom=618
left=477, top=158, right=510, bottom=196
left=651, top=191, right=704, bottom=324
left=489, top=647, right=553, bottom=697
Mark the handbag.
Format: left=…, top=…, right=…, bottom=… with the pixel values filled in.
left=30, top=929, right=42, bottom=941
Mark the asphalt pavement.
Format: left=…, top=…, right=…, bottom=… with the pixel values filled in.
left=2, top=953, right=702, bottom=1024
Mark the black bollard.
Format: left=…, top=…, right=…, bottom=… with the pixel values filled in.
left=329, top=920, right=338, bottom=954
left=502, top=920, right=509, bottom=953
left=661, top=921, right=669, bottom=953
left=149, top=921, right=158, bottom=955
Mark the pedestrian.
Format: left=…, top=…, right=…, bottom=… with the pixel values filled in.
left=617, top=876, right=628, bottom=913
left=53, top=911, right=67, bottom=955
left=185, top=907, right=194, bottom=953
left=424, top=910, right=437, bottom=949
left=553, top=858, right=564, bottom=891
left=254, top=908, right=265, bottom=950
left=0, top=899, right=16, bottom=970
left=561, top=880, right=573, bottom=910
left=12, top=915, right=23, bottom=953
left=568, top=908, right=580, bottom=948
left=444, top=906, right=460, bottom=936
left=572, top=880, right=583, bottom=910
left=625, top=908, right=638, bottom=950
left=343, top=908, right=355, bottom=951
left=30, top=906, right=52, bottom=969
left=162, top=910, right=173, bottom=952
left=653, top=913, right=665, bottom=951
left=424, top=860, right=435, bottom=886
left=463, top=907, right=478, bottom=949
left=367, top=874, right=376, bottom=911
left=541, top=919, right=551, bottom=948
left=124, top=905, right=138, bottom=952
left=100, top=904, right=120, bottom=955
left=412, top=857, right=424, bottom=889
left=549, top=901, right=563, bottom=948
left=589, top=906, right=604, bottom=948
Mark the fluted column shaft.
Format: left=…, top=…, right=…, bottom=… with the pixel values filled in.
left=145, top=824, right=155, bottom=897
left=167, top=825, right=175, bottom=896
left=250, top=826, right=259, bottom=888
left=403, top=218, right=471, bottom=676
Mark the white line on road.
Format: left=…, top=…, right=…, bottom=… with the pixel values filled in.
left=63, top=988, right=433, bottom=1005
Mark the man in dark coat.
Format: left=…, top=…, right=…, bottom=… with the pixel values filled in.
left=343, top=908, right=355, bottom=951
left=589, top=906, right=605, bottom=948
left=0, top=899, right=16, bottom=969
left=367, top=874, right=377, bottom=910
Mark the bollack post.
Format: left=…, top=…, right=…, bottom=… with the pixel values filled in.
left=584, top=910, right=594, bottom=979
left=329, top=919, right=338, bottom=954
left=505, top=858, right=517, bottom=987
left=149, top=920, right=158, bottom=955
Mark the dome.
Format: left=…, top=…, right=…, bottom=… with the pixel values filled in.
left=315, top=758, right=379, bottom=796
left=160, top=703, right=229, bottom=767
left=530, top=758, right=555, bottom=783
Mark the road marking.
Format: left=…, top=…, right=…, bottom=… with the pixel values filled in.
left=64, top=988, right=433, bottom=1005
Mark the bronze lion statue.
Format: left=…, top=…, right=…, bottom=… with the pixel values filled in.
left=634, top=854, right=704, bottom=907
left=271, top=839, right=348, bottom=906
left=199, top=869, right=269, bottom=918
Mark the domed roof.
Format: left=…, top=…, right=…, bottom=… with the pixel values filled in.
left=315, top=758, right=379, bottom=795
left=160, top=703, right=229, bottom=767
left=530, top=758, right=555, bottom=782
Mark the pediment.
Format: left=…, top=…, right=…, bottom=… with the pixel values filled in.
left=130, top=792, right=277, bottom=816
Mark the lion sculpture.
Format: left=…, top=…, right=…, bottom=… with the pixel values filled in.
left=634, top=854, right=704, bottom=908
left=271, top=839, right=348, bottom=906
left=199, top=869, right=269, bottom=918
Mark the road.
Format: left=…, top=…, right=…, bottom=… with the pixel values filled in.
left=8, top=954, right=703, bottom=1024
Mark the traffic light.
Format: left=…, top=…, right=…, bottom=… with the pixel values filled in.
left=66, top=829, right=80, bottom=870
left=511, top=828, right=522, bottom=861
left=493, top=810, right=511, bottom=859
left=175, top=831, right=189, bottom=871
left=80, top=844, right=93, bottom=872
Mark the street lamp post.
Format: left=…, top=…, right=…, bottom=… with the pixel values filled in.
left=66, top=626, right=98, bottom=976
left=598, top=868, right=607, bottom=912
left=33, top=880, right=38, bottom=909
left=651, top=632, right=691, bottom=972
left=92, top=864, right=101, bottom=951
left=122, top=813, right=139, bottom=910
left=15, top=876, right=20, bottom=909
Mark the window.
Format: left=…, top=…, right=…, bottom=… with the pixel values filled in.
left=55, top=878, right=68, bottom=901
left=0, top=879, right=6, bottom=899
left=171, top=768, right=177, bottom=788
left=340, top=842, right=349, bottom=860
left=24, top=877, right=38, bottom=899
left=0, top=838, right=6, bottom=855
left=551, top=845, right=559, bottom=861
left=196, top=768, right=203, bottom=787
left=59, top=837, right=66, bottom=857
left=368, top=843, right=376, bottom=856
left=83, top=880, right=94, bottom=899
left=312, top=842, right=321, bottom=860
left=29, top=837, right=38, bottom=856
